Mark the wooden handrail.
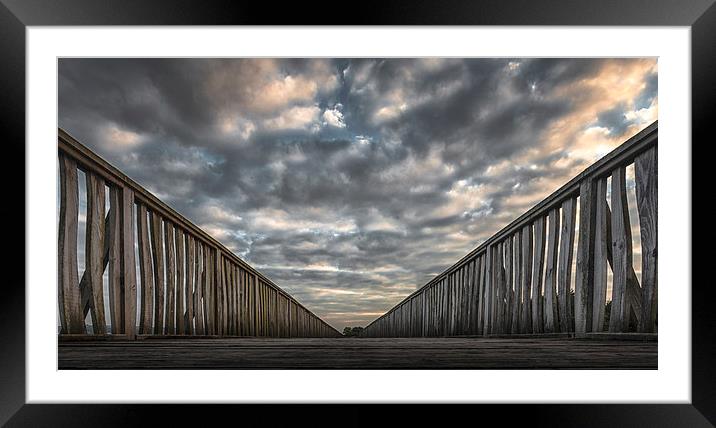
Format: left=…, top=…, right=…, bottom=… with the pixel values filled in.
left=58, top=128, right=340, bottom=337
left=364, top=121, right=658, bottom=332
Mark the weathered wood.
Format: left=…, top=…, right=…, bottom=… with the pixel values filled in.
left=58, top=154, right=84, bottom=334
left=164, top=222, right=176, bottom=335
left=504, top=236, right=513, bottom=333
left=149, top=211, right=165, bottom=335
left=120, top=187, right=137, bottom=338
left=175, top=228, right=185, bottom=334
left=592, top=178, right=608, bottom=332
left=520, top=224, right=533, bottom=334
left=609, top=167, right=632, bottom=333
left=137, top=204, right=153, bottom=334
left=107, top=187, right=123, bottom=334
left=635, top=147, right=657, bottom=333
left=558, top=198, right=576, bottom=333
left=186, top=235, right=195, bottom=335
left=575, top=180, right=596, bottom=336
left=511, top=231, right=522, bottom=335
left=531, top=216, right=546, bottom=333
left=58, top=337, right=658, bottom=370
left=85, top=172, right=107, bottom=334
left=79, top=213, right=110, bottom=318
left=194, top=243, right=204, bottom=335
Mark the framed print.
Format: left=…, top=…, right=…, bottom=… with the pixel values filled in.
left=3, top=0, right=712, bottom=425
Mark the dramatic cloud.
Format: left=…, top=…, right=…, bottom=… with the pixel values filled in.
left=58, top=58, right=658, bottom=330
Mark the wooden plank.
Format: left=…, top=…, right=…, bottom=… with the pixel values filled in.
left=558, top=197, right=577, bottom=333
left=107, top=187, right=123, bottom=334
left=483, top=248, right=492, bottom=335
left=544, top=208, right=560, bottom=333
left=186, top=235, right=195, bottom=335
left=85, top=172, right=107, bottom=334
left=137, top=204, right=153, bottom=334
left=195, top=243, right=205, bottom=335
left=164, top=222, right=176, bottom=335
left=149, top=211, right=165, bottom=335
left=79, top=213, right=110, bottom=318
left=120, top=187, right=137, bottom=338
left=58, top=154, right=84, bottom=334
left=575, top=180, right=597, bottom=336
left=495, top=242, right=506, bottom=333
left=512, top=230, right=522, bottom=334
left=175, top=228, right=185, bottom=335
left=592, top=178, right=609, bottom=332
left=531, top=216, right=546, bottom=334
left=609, top=167, right=632, bottom=333
left=504, top=236, right=513, bottom=333
left=635, top=147, right=657, bottom=333
left=520, top=224, right=533, bottom=334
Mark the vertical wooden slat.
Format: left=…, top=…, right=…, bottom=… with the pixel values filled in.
left=483, top=248, right=492, bottom=335
left=107, top=187, right=123, bottom=334
left=544, top=207, right=560, bottom=333
left=520, top=224, right=533, bottom=334
left=121, top=188, right=137, bottom=338
left=511, top=230, right=522, bottom=334
left=592, top=178, right=608, bottom=332
left=531, top=217, right=546, bottom=333
left=479, top=254, right=487, bottom=334
left=164, top=222, right=176, bottom=335
left=85, top=172, right=106, bottom=334
left=137, top=204, right=153, bottom=334
left=504, top=236, right=513, bottom=333
left=609, top=167, right=633, bottom=333
left=558, top=197, right=577, bottom=333
left=496, top=242, right=506, bottom=333
left=635, top=147, right=658, bottom=333
left=58, top=154, right=84, bottom=334
left=186, top=235, right=195, bottom=335
left=149, top=211, right=165, bottom=335
left=575, top=180, right=597, bottom=336
left=175, top=228, right=185, bottom=334
left=195, top=243, right=205, bottom=335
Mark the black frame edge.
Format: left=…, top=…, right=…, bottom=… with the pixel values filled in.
left=2, top=0, right=712, bottom=426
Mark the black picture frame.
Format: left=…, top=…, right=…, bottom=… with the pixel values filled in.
left=2, top=0, right=711, bottom=425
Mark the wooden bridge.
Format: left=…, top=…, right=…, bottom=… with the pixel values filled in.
left=57, top=122, right=657, bottom=369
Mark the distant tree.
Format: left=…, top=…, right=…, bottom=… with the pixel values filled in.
left=342, top=326, right=364, bottom=337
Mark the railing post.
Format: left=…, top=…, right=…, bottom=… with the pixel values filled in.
left=575, top=179, right=597, bottom=337
left=121, top=187, right=137, bottom=339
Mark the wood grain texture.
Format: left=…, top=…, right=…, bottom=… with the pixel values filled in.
left=186, top=235, right=195, bottom=335
left=121, top=187, right=137, bottom=338
left=575, top=180, right=596, bottom=336
left=592, top=179, right=609, bottom=332
left=137, top=204, right=153, bottom=335
left=635, top=147, right=657, bottom=333
left=58, top=154, right=84, bottom=334
left=194, top=243, right=204, bottom=335
left=531, top=216, right=546, bottom=334
left=609, top=167, right=632, bottom=333
left=544, top=208, right=560, bottom=333
left=504, top=236, right=514, bottom=334
left=520, top=224, right=533, bottom=334
left=511, top=231, right=522, bottom=335
left=58, top=337, right=657, bottom=370
left=108, top=187, right=123, bottom=334
left=175, top=228, right=185, bottom=335
left=558, top=198, right=576, bottom=333
left=149, top=211, right=165, bottom=335
left=85, top=172, right=107, bottom=334
left=164, top=222, right=176, bottom=335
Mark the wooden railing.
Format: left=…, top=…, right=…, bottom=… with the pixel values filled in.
left=362, top=122, right=657, bottom=338
left=58, top=129, right=341, bottom=338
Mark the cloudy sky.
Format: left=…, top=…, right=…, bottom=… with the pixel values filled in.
left=58, top=58, right=657, bottom=330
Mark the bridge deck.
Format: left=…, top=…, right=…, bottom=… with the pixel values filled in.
left=58, top=337, right=657, bottom=369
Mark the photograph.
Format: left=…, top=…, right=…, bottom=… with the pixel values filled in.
left=56, top=57, right=658, bottom=370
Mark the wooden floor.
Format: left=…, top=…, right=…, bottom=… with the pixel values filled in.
left=58, top=337, right=657, bottom=369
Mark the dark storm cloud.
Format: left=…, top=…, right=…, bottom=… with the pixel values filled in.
left=58, top=58, right=657, bottom=330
